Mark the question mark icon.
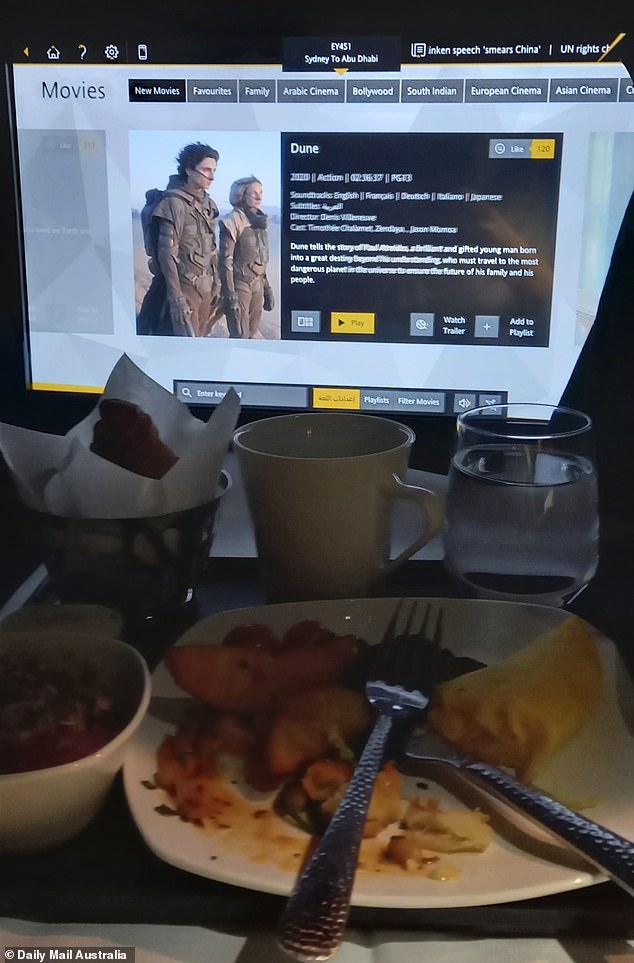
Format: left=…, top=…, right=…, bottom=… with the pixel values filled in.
left=78, top=43, right=87, bottom=60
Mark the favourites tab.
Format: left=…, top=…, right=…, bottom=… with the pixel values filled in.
left=187, top=79, right=237, bottom=102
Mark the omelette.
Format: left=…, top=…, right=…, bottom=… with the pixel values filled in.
left=429, top=616, right=602, bottom=780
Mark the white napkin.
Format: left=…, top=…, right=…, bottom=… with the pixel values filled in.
left=0, top=355, right=240, bottom=518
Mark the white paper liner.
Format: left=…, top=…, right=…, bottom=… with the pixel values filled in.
left=0, top=355, right=240, bottom=518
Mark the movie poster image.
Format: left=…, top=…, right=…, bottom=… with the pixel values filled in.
left=129, top=130, right=281, bottom=339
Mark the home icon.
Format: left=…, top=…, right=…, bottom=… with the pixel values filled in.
left=47, top=45, right=61, bottom=60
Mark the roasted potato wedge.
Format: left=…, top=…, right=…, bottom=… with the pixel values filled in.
left=165, top=632, right=358, bottom=715
left=267, top=685, right=374, bottom=775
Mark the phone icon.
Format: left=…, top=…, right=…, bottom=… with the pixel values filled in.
left=137, top=43, right=148, bottom=61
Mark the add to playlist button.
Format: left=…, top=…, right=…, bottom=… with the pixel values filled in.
left=330, top=312, right=375, bottom=334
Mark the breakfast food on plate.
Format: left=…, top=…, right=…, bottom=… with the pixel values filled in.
left=165, top=620, right=358, bottom=714
left=90, top=398, right=178, bottom=479
left=155, top=618, right=494, bottom=880
left=267, top=685, right=374, bottom=775
left=0, top=649, right=124, bottom=775
left=385, top=797, right=494, bottom=869
left=154, top=613, right=603, bottom=880
left=428, top=615, right=602, bottom=780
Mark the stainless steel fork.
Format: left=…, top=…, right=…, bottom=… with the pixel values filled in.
left=405, top=721, right=634, bottom=899
left=278, top=599, right=443, bottom=962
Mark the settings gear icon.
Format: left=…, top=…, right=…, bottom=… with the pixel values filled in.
left=104, top=44, right=120, bottom=60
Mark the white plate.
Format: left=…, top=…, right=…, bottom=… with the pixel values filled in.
left=123, top=597, right=634, bottom=908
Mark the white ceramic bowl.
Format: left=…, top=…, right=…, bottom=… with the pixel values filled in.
left=0, top=630, right=150, bottom=852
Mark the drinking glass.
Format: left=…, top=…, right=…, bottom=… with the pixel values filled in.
left=443, top=403, right=599, bottom=606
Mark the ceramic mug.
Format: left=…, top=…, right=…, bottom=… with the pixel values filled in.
left=233, top=412, right=443, bottom=600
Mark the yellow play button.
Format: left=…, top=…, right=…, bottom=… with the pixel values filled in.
left=330, top=312, right=375, bottom=334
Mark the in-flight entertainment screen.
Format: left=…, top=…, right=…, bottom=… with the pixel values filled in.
left=7, top=33, right=634, bottom=418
